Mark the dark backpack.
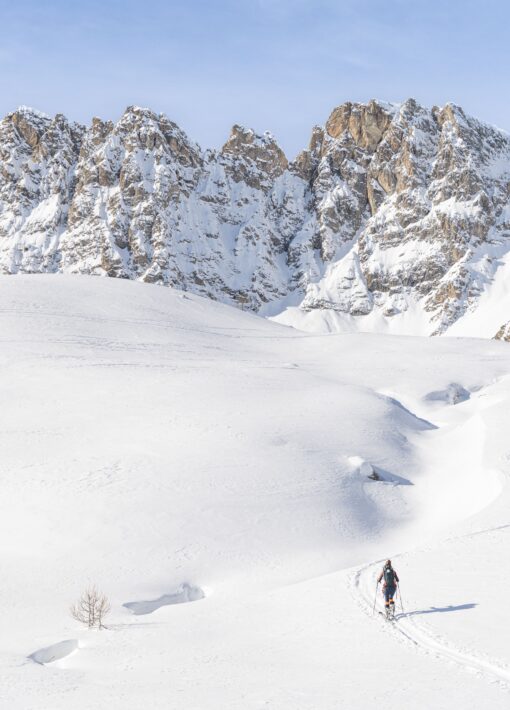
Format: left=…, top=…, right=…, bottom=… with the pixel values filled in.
left=383, top=566, right=396, bottom=586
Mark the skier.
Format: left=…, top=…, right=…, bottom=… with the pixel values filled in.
left=377, top=559, right=399, bottom=617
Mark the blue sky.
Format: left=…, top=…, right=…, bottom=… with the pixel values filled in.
left=0, top=0, right=508, bottom=156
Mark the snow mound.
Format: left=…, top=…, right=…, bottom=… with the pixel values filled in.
left=352, top=457, right=412, bottom=485
left=359, top=461, right=376, bottom=478
left=383, top=395, right=437, bottom=429
left=123, top=584, right=205, bottom=615
left=425, top=382, right=470, bottom=405
left=29, top=639, right=78, bottom=665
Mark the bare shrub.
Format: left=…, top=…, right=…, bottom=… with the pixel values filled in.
left=70, top=586, right=111, bottom=629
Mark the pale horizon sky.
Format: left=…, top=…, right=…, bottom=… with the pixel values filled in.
left=0, top=0, right=509, bottom=157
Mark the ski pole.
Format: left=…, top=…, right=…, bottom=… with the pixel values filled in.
left=397, top=584, right=405, bottom=615
left=372, top=582, right=379, bottom=615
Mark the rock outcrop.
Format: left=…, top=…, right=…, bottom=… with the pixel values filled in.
left=1, top=100, right=509, bottom=335
left=495, top=322, right=510, bottom=341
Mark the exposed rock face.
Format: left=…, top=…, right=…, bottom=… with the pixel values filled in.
left=495, top=322, right=510, bottom=341
left=325, top=99, right=392, bottom=150
left=1, top=100, right=509, bottom=334
left=221, top=125, right=288, bottom=188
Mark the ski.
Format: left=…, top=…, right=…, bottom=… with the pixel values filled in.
left=378, top=610, right=397, bottom=621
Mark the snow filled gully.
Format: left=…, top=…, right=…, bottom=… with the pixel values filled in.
left=351, top=381, right=510, bottom=690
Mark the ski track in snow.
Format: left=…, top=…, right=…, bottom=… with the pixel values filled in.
left=351, top=381, right=510, bottom=692
left=352, top=552, right=510, bottom=691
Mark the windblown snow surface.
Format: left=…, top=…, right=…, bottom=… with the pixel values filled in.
left=1, top=275, right=510, bottom=709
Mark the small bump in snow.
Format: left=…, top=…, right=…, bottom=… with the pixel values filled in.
left=29, top=639, right=78, bottom=664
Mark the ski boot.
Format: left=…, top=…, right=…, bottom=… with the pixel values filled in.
left=384, top=602, right=395, bottom=620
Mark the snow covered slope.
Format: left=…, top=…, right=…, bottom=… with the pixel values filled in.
left=1, top=100, right=510, bottom=338
left=1, top=275, right=510, bottom=709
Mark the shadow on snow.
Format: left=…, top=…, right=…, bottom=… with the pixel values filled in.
left=398, top=603, right=477, bottom=619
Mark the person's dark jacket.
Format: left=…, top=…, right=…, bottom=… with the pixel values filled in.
left=377, top=565, right=399, bottom=588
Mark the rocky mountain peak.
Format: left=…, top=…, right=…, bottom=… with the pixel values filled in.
left=0, top=100, right=509, bottom=338
left=221, top=124, right=288, bottom=188
left=292, top=126, right=325, bottom=183
left=325, top=99, right=394, bottom=151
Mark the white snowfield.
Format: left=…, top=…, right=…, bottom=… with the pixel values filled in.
left=1, top=274, right=510, bottom=710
